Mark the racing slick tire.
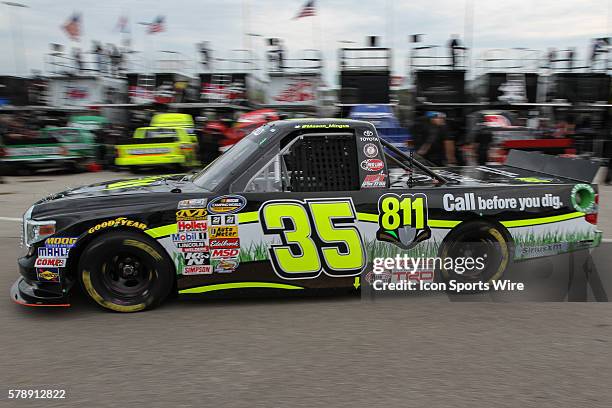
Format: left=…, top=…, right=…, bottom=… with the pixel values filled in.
left=437, top=220, right=513, bottom=287
left=77, top=231, right=175, bottom=312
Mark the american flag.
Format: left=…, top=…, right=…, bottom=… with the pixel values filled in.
left=62, top=13, right=81, bottom=41
left=148, top=15, right=165, bottom=34
left=115, top=15, right=130, bottom=34
left=293, top=0, right=316, bottom=19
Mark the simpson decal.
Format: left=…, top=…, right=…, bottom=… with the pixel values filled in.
left=207, top=195, right=247, bottom=214
left=183, top=265, right=212, bottom=275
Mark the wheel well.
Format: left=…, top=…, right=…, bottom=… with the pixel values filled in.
left=448, top=215, right=514, bottom=246
left=65, top=227, right=178, bottom=291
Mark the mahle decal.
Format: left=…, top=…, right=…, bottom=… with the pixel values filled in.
left=377, top=193, right=431, bottom=249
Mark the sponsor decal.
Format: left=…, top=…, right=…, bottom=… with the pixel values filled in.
left=213, top=259, right=239, bottom=273
left=178, top=246, right=210, bottom=253
left=176, top=208, right=208, bottom=221
left=360, top=136, right=379, bottom=143
left=36, top=268, right=60, bottom=282
left=360, top=159, right=385, bottom=172
left=35, top=258, right=66, bottom=268
left=209, top=238, right=240, bottom=249
left=363, top=130, right=374, bottom=137
left=171, top=232, right=207, bottom=242
left=45, top=237, right=77, bottom=248
left=211, top=248, right=240, bottom=259
left=127, top=148, right=172, bottom=155
left=183, top=265, right=212, bottom=275
left=184, top=252, right=211, bottom=266
left=209, top=214, right=237, bottom=226
left=361, top=173, right=387, bottom=188
left=177, top=198, right=208, bottom=210
left=177, top=220, right=207, bottom=232
left=442, top=192, right=563, bottom=211
left=38, top=247, right=70, bottom=258
left=88, top=217, right=146, bottom=234
left=209, top=226, right=239, bottom=239
left=208, top=195, right=247, bottom=214
left=377, top=193, right=430, bottom=250
left=571, top=184, right=596, bottom=213
left=363, top=143, right=379, bottom=158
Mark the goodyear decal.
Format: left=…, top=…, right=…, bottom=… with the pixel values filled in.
left=89, top=217, right=147, bottom=234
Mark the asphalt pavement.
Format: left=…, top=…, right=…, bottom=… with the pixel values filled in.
left=1, top=171, right=612, bottom=408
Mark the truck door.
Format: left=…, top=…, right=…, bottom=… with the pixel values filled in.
left=233, top=129, right=378, bottom=287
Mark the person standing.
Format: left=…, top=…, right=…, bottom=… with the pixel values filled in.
left=417, top=112, right=456, bottom=166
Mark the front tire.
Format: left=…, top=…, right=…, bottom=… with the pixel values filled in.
left=78, top=231, right=175, bottom=312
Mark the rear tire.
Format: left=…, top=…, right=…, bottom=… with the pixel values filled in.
left=78, top=231, right=175, bottom=312
left=437, top=220, right=513, bottom=286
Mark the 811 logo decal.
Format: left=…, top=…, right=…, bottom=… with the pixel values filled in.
left=259, top=198, right=366, bottom=280
left=376, top=193, right=431, bottom=249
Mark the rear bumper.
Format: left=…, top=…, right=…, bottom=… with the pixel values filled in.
left=115, top=155, right=185, bottom=166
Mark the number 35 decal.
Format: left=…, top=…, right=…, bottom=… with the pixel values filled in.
left=260, top=198, right=366, bottom=279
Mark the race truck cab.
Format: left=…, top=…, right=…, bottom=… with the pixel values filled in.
left=12, top=119, right=601, bottom=311
left=114, top=126, right=199, bottom=171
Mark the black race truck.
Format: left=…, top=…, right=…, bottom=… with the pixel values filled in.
left=12, top=119, right=601, bottom=311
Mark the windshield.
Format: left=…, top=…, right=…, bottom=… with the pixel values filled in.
left=191, top=124, right=272, bottom=191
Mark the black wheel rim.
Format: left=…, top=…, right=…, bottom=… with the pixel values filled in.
left=445, top=230, right=505, bottom=281
left=100, top=252, right=154, bottom=302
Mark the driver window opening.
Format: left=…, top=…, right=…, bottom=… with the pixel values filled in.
left=245, top=132, right=360, bottom=192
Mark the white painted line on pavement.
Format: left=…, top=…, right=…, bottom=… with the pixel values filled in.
left=0, top=217, right=21, bottom=222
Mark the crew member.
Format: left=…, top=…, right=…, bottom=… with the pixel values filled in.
left=417, top=112, right=456, bottom=166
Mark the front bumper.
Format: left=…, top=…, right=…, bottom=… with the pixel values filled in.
left=11, top=253, right=72, bottom=307
left=10, top=277, right=70, bottom=307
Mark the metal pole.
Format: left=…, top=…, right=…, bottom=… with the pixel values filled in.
left=3, top=2, right=28, bottom=75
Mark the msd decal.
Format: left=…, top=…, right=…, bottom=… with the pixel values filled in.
left=211, top=248, right=240, bottom=258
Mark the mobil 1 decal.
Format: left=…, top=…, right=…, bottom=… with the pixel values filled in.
left=259, top=197, right=366, bottom=280
left=377, top=193, right=431, bottom=249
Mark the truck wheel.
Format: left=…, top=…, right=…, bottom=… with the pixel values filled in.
left=437, top=220, right=513, bottom=285
left=78, top=231, right=175, bottom=312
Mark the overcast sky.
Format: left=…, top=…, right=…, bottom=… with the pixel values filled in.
left=1, top=0, right=610, bottom=83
